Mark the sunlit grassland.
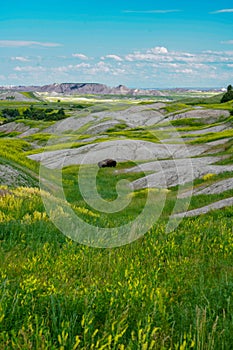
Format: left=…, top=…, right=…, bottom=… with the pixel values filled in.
left=38, top=93, right=142, bottom=105
left=25, top=133, right=63, bottom=146
left=0, top=100, right=36, bottom=109
left=198, top=101, right=233, bottom=110
left=1, top=155, right=233, bottom=349
left=166, top=90, right=221, bottom=100
left=188, top=186, right=233, bottom=211
left=0, top=98, right=76, bottom=112
left=15, top=118, right=55, bottom=129
left=0, top=181, right=233, bottom=349
left=37, top=93, right=169, bottom=105
left=164, top=100, right=233, bottom=115
left=102, top=128, right=161, bottom=143
left=0, top=138, right=38, bottom=172
left=214, top=139, right=233, bottom=165
left=20, top=91, right=41, bottom=101
left=0, top=131, right=21, bottom=138
left=1, top=95, right=233, bottom=349
left=24, top=126, right=169, bottom=155
left=169, top=113, right=233, bottom=130
left=187, top=129, right=233, bottom=144
left=169, top=118, right=208, bottom=128
left=61, top=164, right=152, bottom=227
left=176, top=91, right=229, bottom=105
left=162, top=102, right=191, bottom=114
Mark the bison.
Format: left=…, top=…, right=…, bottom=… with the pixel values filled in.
left=98, top=159, right=117, bottom=168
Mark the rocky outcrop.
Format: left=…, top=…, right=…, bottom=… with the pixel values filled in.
left=0, top=83, right=168, bottom=96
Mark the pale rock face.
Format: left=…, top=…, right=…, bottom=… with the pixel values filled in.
left=0, top=164, right=34, bottom=187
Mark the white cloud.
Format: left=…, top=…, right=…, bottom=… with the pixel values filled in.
left=84, top=61, right=126, bottom=76
left=0, top=40, right=61, bottom=47
left=11, top=56, right=30, bottom=62
left=95, top=61, right=111, bottom=72
left=211, top=9, right=233, bottom=14
left=52, top=66, right=70, bottom=73
left=51, top=63, right=91, bottom=73
left=123, top=9, right=181, bottom=14
left=124, top=47, right=233, bottom=68
left=5, top=45, right=233, bottom=88
left=75, top=63, right=91, bottom=68
left=163, top=63, right=179, bottom=68
left=14, top=66, right=47, bottom=72
left=125, top=47, right=172, bottom=62
left=174, top=68, right=193, bottom=74
left=72, top=53, right=89, bottom=60
left=104, top=54, right=123, bottom=61
left=125, top=52, right=170, bottom=62
left=149, top=46, right=168, bottom=54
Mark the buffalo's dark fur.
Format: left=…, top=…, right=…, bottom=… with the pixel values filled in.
left=98, top=159, right=117, bottom=168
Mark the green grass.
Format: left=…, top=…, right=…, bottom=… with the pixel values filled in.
left=172, top=114, right=233, bottom=133
left=0, top=131, right=21, bottom=138
left=188, top=129, right=233, bottom=143
left=181, top=93, right=224, bottom=105
left=198, top=101, right=233, bottom=110
left=197, top=138, right=233, bottom=166
left=20, top=91, right=42, bottom=101
left=0, top=160, right=233, bottom=350
left=61, top=163, right=152, bottom=228
left=163, top=102, right=190, bottom=114
left=170, top=118, right=207, bottom=128
left=186, top=188, right=233, bottom=211
left=0, top=138, right=38, bottom=172
left=106, top=123, right=128, bottom=132
left=15, top=118, right=55, bottom=130
left=24, top=132, right=61, bottom=146
left=104, top=128, right=161, bottom=143
left=215, top=140, right=233, bottom=165
left=1, top=95, right=233, bottom=349
left=1, top=184, right=233, bottom=349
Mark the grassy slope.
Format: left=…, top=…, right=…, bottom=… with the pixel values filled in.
left=0, top=95, right=233, bottom=349
left=1, top=183, right=233, bottom=349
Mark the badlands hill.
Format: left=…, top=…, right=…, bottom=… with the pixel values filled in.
left=0, top=83, right=166, bottom=96
left=1, top=95, right=232, bottom=217
left=0, top=82, right=223, bottom=97
left=1, top=93, right=233, bottom=347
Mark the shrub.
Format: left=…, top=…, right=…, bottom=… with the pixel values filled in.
left=221, top=84, right=233, bottom=103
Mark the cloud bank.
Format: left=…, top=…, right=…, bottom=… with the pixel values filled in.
left=0, top=40, right=62, bottom=47
left=3, top=46, right=233, bottom=87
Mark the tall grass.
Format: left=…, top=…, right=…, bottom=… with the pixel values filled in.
left=0, top=183, right=233, bottom=349
left=0, top=138, right=38, bottom=172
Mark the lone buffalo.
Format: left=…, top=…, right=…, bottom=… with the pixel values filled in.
left=98, top=159, right=117, bottom=168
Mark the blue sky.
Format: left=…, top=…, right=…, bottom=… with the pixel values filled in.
left=0, top=0, right=233, bottom=88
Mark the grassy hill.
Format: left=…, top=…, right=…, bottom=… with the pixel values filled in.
left=0, top=94, right=233, bottom=349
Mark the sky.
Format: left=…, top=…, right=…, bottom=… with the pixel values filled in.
left=0, top=0, right=233, bottom=88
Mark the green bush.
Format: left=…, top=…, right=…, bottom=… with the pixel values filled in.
left=221, top=84, right=233, bottom=103
left=0, top=106, right=67, bottom=123
left=1, top=108, right=20, bottom=121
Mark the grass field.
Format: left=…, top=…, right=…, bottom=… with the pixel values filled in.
left=0, top=92, right=233, bottom=349
left=1, top=183, right=233, bottom=349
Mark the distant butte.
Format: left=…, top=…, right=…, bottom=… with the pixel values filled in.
left=1, top=82, right=167, bottom=96
left=0, top=83, right=224, bottom=96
